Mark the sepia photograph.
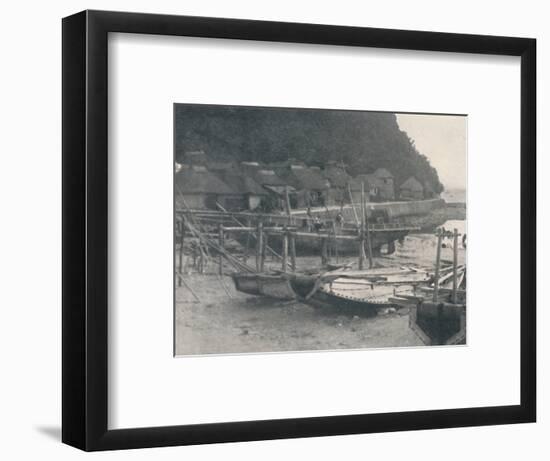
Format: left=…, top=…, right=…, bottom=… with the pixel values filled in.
left=174, top=104, right=467, bottom=356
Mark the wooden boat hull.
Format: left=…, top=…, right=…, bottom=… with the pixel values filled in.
left=409, top=301, right=466, bottom=345
left=234, top=229, right=409, bottom=256
left=231, top=273, right=295, bottom=300
left=289, top=274, right=397, bottom=316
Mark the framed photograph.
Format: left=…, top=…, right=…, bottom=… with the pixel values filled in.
left=62, top=10, right=536, bottom=451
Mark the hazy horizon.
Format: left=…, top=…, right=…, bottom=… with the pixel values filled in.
left=396, top=114, right=467, bottom=191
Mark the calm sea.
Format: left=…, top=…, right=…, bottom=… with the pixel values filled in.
left=441, top=189, right=466, bottom=203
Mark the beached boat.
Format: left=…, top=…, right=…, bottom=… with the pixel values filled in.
left=233, top=225, right=414, bottom=257
left=230, top=272, right=296, bottom=300
left=288, top=268, right=431, bottom=316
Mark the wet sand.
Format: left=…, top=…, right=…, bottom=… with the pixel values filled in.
left=175, top=227, right=466, bottom=356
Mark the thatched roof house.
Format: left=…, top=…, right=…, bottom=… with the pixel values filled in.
left=372, top=167, right=395, bottom=200
left=216, top=170, right=268, bottom=210
left=175, top=165, right=240, bottom=210
left=241, top=162, right=290, bottom=193
left=349, top=174, right=378, bottom=203
left=399, top=176, right=424, bottom=200
left=285, top=165, right=330, bottom=191
left=275, top=164, right=330, bottom=207
left=322, top=161, right=351, bottom=189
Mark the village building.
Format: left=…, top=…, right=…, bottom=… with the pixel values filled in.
left=322, top=161, right=351, bottom=204
left=174, top=164, right=241, bottom=210
left=349, top=174, right=379, bottom=204
left=240, top=162, right=295, bottom=210
left=215, top=169, right=268, bottom=210
left=399, top=176, right=424, bottom=200
left=276, top=163, right=331, bottom=208
left=372, top=167, right=395, bottom=200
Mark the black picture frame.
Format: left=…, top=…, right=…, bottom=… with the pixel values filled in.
left=62, top=9, right=536, bottom=451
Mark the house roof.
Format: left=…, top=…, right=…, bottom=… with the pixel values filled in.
left=400, top=176, right=424, bottom=192
left=174, top=165, right=237, bottom=195
left=216, top=171, right=268, bottom=195
left=284, top=165, right=330, bottom=191
left=349, top=174, right=377, bottom=191
left=245, top=167, right=289, bottom=187
left=323, top=164, right=351, bottom=188
left=373, top=167, right=394, bottom=179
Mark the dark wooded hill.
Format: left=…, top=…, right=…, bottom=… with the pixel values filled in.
left=174, top=104, right=444, bottom=193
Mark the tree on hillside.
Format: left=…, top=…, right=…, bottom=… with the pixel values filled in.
left=174, top=104, right=445, bottom=193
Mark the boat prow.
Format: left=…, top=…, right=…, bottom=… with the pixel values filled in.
left=231, top=272, right=296, bottom=300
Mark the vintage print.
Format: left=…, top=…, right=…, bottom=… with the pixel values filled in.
left=174, top=104, right=467, bottom=355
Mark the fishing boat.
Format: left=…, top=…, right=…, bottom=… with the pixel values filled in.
left=230, top=272, right=296, bottom=300
left=232, top=224, right=414, bottom=256
left=288, top=268, right=431, bottom=316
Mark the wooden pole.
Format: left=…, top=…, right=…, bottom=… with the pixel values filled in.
left=452, top=228, right=459, bottom=304
left=363, top=197, right=374, bottom=269
left=433, top=229, right=443, bottom=302
left=321, top=237, right=329, bottom=266
left=218, top=224, right=224, bottom=275
left=290, top=232, right=296, bottom=272
left=256, top=221, right=263, bottom=273
left=284, top=186, right=292, bottom=218
left=282, top=227, right=289, bottom=272
left=332, top=221, right=339, bottom=263
left=358, top=182, right=366, bottom=270
left=261, top=232, right=268, bottom=272
left=347, top=182, right=360, bottom=226
left=244, top=217, right=251, bottom=263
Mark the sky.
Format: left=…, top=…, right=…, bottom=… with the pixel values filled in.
left=396, top=113, right=467, bottom=191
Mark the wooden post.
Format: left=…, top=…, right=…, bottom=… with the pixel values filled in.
left=256, top=221, right=263, bottom=273
left=347, top=182, right=360, bottom=226
left=321, top=237, right=328, bottom=266
left=433, top=229, right=443, bottom=302
left=289, top=231, right=296, bottom=272
left=358, top=182, right=367, bottom=270
left=282, top=227, right=288, bottom=272
left=261, top=232, right=268, bottom=272
left=364, top=198, right=374, bottom=269
left=244, top=217, right=251, bottom=263
left=452, top=228, right=459, bottom=304
left=284, top=186, right=292, bottom=218
left=332, top=221, right=339, bottom=263
left=218, top=224, right=224, bottom=276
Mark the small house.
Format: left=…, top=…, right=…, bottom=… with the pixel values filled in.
left=349, top=174, right=378, bottom=204
left=399, top=176, right=424, bottom=200
left=372, top=168, right=395, bottom=200
left=322, top=161, right=351, bottom=204
left=216, top=170, right=268, bottom=210
left=240, top=162, right=295, bottom=210
left=278, top=164, right=330, bottom=207
left=174, top=165, right=241, bottom=210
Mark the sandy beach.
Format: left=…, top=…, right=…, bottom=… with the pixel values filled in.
left=175, top=224, right=466, bottom=356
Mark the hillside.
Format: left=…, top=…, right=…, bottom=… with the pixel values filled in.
left=175, top=104, right=444, bottom=193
